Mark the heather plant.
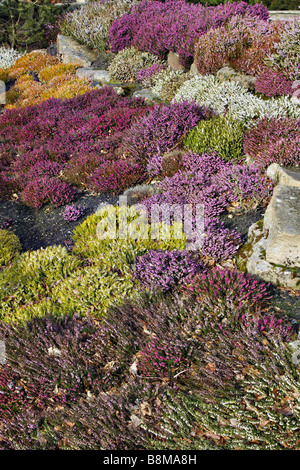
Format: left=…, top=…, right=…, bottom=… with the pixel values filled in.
left=138, top=337, right=190, bottom=381
left=86, top=159, right=146, bottom=194
left=194, top=13, right=269, bottom=76
left=183, top=115, right=245, bottom=162
left=237, top=19, right=284, bottom=76
left=211, top=162, right=273, bottom=210
left=21, top=177, right=76, bottom=209
left=63, top=204, right=84, bottom=222
left=38, top=63, right=80, bottom=83
left=182, top=266, right=272, bottom=319
left=0, top=47, right=24, bottom=70
left=144, top=319, right=298, bottom=450
left=109, top=0, right=268, bottom=67
left=136, top=63, right=166, bottom=87
left=71, top=205, right=187, bottom=262
left=121, top=101, right=214, bottom=172
left=0, top=288, right=296, bottom=449
left=243, top=117, right=300, bottom=168
left=8, top=51, right=59, bottom=79
left=0, top=313, right=137, bottom=422
left=269, top=18, right=300, bottom=82
left=255, top=67, right=294, bottom=97
left=0, top=87, right=150, bottom=206
left=122, top=183, right=159, bottom=205
left=0, top=68, right=9, bottom=83
left=0, top=365, right=29, bottom=421
left=61, top=0, right=138, bottom=51
left=0, top=245, right=80, bottom=323
left=133, top=249, right=203, bottom=292
left=150, top=67, right=189, bottom=102
left=0, top=204, right=187, bottom=323
left=174, top=75, right=300, bottom=124
left=108, top=47, right=163, bottom=83
left=6, top=73, right=93, bottom=109
left=0, top=229, right=22, bottom=268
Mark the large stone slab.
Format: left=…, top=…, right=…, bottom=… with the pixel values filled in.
left=242, top=164, right=300, bottom=289
left=75, top=68, right=110, bottom=84
left=267, top=163, right=300, bottom=188
left=243, top=221, right=299, bottom=289
left=263, top=185, right=300, bottom=268
left=167, top=52, right=185, bottom=71
left=57, top=34, right=97, bottom=67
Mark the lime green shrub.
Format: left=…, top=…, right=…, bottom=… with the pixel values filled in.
left=0, top=245, right=80, bottom=323
left=0, top=205, right=187, bottom=323
left=183, top=115, right=245, bottom=161
left=0, top=229, right=21, bottom=268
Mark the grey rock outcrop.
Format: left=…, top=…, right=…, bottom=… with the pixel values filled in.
left=167, top=52, right=185, bottom=71
left=57, top=34, right=97, bottom=67
left=75, top=67, right=111, bottom=84
left=241, top=164, right=300, bottom=289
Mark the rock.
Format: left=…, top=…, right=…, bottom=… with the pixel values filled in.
left=167, top=51, right=185, bottom=71
left=132, top=88, right=157, bottom=102
left=216, top=66, right=256, bottom=91
left=75, top=68, right=111, bottom=84
left=93, top=70, right=110, bottom=83
left=242, top=167, right=300, bottom=289
left=57, top=34, right=97, bottom=67
left=267, top=163, right=300, bottom=188
left=263, top=185, right=300, bottom=267
left=243, top=221, right=299, bottom=289
left=189, top=61, right=197, bottom=75
left=75, top=67, right=97, bottom=80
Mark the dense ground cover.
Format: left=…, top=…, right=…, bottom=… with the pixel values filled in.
left=0, top=0, right=300, bottom=451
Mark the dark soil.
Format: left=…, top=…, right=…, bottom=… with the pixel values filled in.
left=0, top=191, right=118, bottom=252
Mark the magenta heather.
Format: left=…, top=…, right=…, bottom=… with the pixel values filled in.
left=109, top=0, right=269, bottom=67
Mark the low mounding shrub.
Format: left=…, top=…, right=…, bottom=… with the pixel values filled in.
left=0, top=68, right=10, bottom=83
left=151, top=68, right=189, bottom=102
left=269, top=17, right=300, bottom=82
left=194, top=13, right=269, bottom=76
left=61, top=0, right=138, bottom=52
left=137, top=63, right=166, bottom=87
left=243, top=117, right=300, bottom=168
left=182, top=266, right=272, bottom=318
left=108, top=47, right=162, bottom=83
left=8, top=51, right=59, bottom=79
left=133, top=249, right=203, bottom=292
left=6, top=72, right=93, bottom=109
left=0, top=282, right=296, bottom=449
left=173, top=75, right=300, bottom=124
left=142, top=151, right=272, bottom=260
left=255, top=67, right=294, bottom=97
left=0, top=47, right=24, bottom=70
left=109, top=0, right=268, bottom=68
left=21, top=177, right=76, bottom=209
left=0, top=230, right=22, bottom=268
left=38, top=63, right=80, bottom=83
left=63, top=204, right=84, bottom=222
left=0, top=205, right=187, bottom=324
left=184, top=115, right=245, bottom=162
left=86, top=159, right=146, bottom=194
left=0, top=87, right=150, bottom=207
left=121, top=101, right=214, bottom=172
